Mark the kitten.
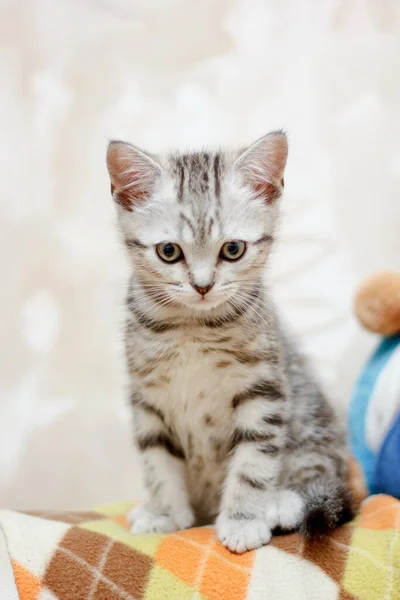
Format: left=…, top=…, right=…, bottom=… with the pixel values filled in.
left=106, top=132, right=353, bottom=553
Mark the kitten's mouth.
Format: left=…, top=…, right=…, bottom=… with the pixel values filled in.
left=194, top=297, right=213, bottom=310
left=189, top=293, right=228, bottom=312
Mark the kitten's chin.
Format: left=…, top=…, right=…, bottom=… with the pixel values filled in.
left=191, top=302, right=219, bottom=312
left=185, top=295, right=229, bottom=313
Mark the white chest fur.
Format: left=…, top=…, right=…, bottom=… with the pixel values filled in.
left=132, top=330, right=254, bottom=518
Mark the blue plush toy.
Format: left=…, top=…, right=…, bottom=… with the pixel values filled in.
left=349, top=272, right=400, bottom=499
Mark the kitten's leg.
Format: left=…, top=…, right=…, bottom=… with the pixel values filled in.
left=129, top=399, right=195, bottom=534
left=216, top=378, right=287, bottom=553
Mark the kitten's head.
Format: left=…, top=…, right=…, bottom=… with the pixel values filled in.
left=106, top=132, right=288, bottom=316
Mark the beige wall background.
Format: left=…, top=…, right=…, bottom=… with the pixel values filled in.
left=1, top=0, right=399, bottom=510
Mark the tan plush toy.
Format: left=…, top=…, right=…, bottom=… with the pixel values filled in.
left=354, top=271, right=400, bottom=335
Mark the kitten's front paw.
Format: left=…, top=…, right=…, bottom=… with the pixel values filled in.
left=216, top=512, right=271, bottom=553
left=129, top=504, right=195, bottom=534
left=265, top=490, right=304, bottom=531
left=129, top=505, right=177, bottom=534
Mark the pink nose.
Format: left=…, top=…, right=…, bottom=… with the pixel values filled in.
left=192, top=283, right=214, bottom=296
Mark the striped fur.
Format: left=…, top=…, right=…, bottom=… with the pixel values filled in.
left=107, top=132, right=352, bottom=553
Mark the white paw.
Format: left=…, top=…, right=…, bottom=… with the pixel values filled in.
left=129, top=505, right=177, bottom=534
left=216, top=513, right=272, bottom=553
left=173, top=505, right=196, bottom=530
left=265, top=490, right=304, bottom=531
left=129, top=504, right=195, bottom=534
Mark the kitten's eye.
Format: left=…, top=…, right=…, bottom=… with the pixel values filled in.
left=156, top=242, right=183, bottom=263
left=220, top=240, right=246, bottom=261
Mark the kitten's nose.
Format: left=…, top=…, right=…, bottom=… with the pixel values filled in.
left=192, top=283, right=214, bottom=296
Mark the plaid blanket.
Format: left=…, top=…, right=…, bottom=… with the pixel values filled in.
left=0, top=494, right=399, bottom=600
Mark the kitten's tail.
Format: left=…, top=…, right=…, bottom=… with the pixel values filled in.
left=299, top=475, right=354, bottom=539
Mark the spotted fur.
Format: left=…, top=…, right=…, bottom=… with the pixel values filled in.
left=106, top=132, right=352, bottom=553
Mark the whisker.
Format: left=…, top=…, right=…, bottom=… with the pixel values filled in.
left=232, top=289, right=276, bottom=336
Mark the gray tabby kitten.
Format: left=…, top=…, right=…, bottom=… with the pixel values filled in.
left=106, top=132, right=353, bottom=553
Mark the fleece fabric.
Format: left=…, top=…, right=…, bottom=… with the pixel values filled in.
left=0, top=495, right=399, bottom=600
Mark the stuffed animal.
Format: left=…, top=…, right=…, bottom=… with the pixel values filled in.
left=349, top=272, right=400, bottom=498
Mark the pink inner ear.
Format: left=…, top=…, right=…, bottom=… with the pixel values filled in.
left=241, top=165, right=284, bottom=204
left=252, top=180, right=282, bottom=204
left=114, top=168, right=150, bottom=212
left=236, top=132, right=288, bottom=203
left=106, top=142, right=160, bottom=211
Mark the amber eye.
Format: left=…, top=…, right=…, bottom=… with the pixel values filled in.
left=156, top=242, right=183, bottom=263
left=220, top=240, right=246, bottom=261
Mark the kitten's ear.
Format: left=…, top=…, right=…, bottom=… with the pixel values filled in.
left=106, top=141, right=162, bottom=211
left=234, top=131, right=288, bottom=203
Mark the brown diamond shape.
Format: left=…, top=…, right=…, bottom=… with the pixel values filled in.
left=92, top=579, right=124, bottom=599
left=44, top=545, right=94, bottom=600
left=301, top=525, right=352, bottom=586
left=59, top=527, right=110, bottom=568
left=102, top=539, right=153, bottom=598
left=44, top=526, right=153, bottom=600
left=270, top=531, right=302, bottom=555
